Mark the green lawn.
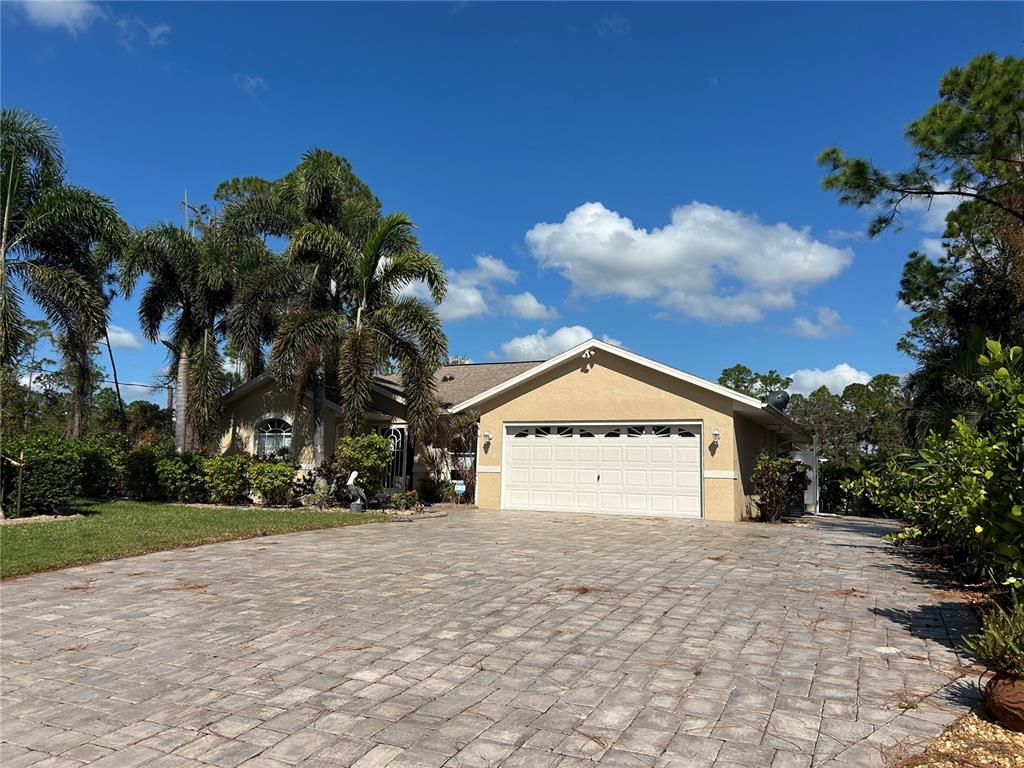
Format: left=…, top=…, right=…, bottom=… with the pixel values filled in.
left=0, top=501, right=386, bottom=579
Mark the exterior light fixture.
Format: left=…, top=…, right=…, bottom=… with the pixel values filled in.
left=711, top=429, right=721, bottom=443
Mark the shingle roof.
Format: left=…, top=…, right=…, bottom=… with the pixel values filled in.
left=377, top=361, right=542, bottom=407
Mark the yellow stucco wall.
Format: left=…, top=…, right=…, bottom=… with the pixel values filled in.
left=217, top=379, right=338, bottom=467
left=733, top=412, right=770, bottom=519
left=472, top=354, right=771, bottom=521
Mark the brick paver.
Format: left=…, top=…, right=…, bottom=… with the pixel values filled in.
left=0, top=512, right=981, bottom=766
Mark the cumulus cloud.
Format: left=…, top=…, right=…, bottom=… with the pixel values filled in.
left=498, top=325, right=621, bottom=361
left=788, top=306, right=845, bottom=339
left=787, top=363, right=870, bottom=395
left=16, top=0, right=102, bottom=35
left=234, top=73, right=268, bottom=94
left=407, top=254, right=558, bottom=322
left=106, top=324, right=143, bottom=350
left=526, top=202, right=852, bottom=324
left=503, top=292, right=559, bottom=320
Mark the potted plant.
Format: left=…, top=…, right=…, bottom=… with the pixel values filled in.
left=967, top=600, right=1024, bottom=731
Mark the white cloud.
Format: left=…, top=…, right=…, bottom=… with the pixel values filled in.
left=499, top=325, right=595, bottom=360
left=918, top=237, right=946, bottom=260
left=597, top=14, right=630, bottom=37
left=526, top=202, right=852, bottom=324
left=497, top=326, right=622, bottom=361
left=120, top=381, right=164, bottom=404
left=17, top=0, right=102, bottom=35
left=234, top=73, right=268, bottom=94
left=787, top=363, right=870, bottom=395
left=503, top=292, right=559, bottom=320
left=116, top=15, right=171, bottom=50
left=106, top=324, right=143, bottom=350
left=407, top=254, right=558, bottom=323
left=788, top=306, right=844, bottom=339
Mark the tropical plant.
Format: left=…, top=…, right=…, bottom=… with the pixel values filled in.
left=224, top=150, right=448, bottom=458
left=0, top=108, right=128, bottom=437
left=121, top=220, right=268, bottom=451
left=967, top=601, right=1024, bottom=677
left=247, top=461, right=295, bottom=506
left=155, top=452, right=207, bottom=502
left=851, top=340, right=1024, bottom=587
left=124, top=442, right=175, bottom=501
left=203, top=455, right=251, bottom=504
left=751, top=453, right=809, bottom=522
left=333, top=433, right=393, bottom=497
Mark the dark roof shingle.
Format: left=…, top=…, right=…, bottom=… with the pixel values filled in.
left=377, top=360, right=541, bottom=407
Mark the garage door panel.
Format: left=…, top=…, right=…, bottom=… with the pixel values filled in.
left=504, top=424, right=702, bottom=518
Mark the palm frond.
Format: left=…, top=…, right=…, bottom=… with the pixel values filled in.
left=186, top=329, right=228, bottom=445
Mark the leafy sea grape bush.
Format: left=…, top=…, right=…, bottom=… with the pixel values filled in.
left=751, top=453, right=809, bottom=522
left=156, top=453, right=207, bottom=502
left=203, top=456, right=251, bottom=504
left=0, top=433, right=82, bottom=516
left=247, top=461, right=295, bottom=506
left=851, top=340, right=1024, bottom=588
left=333, top=434, right=393, bottom=496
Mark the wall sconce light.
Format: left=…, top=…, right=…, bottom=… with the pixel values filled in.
left=711, top=429, right=721, bottom=444
left=483, top=431, right=493, bottom=444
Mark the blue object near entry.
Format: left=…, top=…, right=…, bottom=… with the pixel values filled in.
left=453, top=480, right=466, bottom=496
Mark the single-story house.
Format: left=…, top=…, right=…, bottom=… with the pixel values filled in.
left=218, top=338, right=807, bottom=521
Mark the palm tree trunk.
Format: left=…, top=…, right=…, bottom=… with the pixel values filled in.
left=68, top=346, right=90, bottom=440
left=175, top=349, right=189, bottom=453
left=312, top=368, right=325, bottom=465
left=104, top=330, right=126, bottom=429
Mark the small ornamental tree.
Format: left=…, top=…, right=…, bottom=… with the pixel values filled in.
left=751, top=453, right=810, bottom=522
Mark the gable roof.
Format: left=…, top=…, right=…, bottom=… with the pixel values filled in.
left=377, top=360, right=542, bottom=407
left=450, top=338, right=767, bottom=413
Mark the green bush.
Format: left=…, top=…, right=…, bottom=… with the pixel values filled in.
left=334, top=433, right=393, bottom=496
left=156, top=453, right=207, bottom=502
left=247, top=461, right=295, bottom=506
left=389, top=490, right=420, bottom=510
left=0, top=433, right=82, bottom=516
left=418, top=476, right=454, bottom=504
left=124, top=442, right=174, bottom=500
left=967, top=601, right=1024, bottom=676
left=77, top=434, right=129, bottom=498
left=203, top=455, right=251, bottom=504
left=851, top=340, right=1024, bottom=588
left=751, top=453, right=809, bottom=522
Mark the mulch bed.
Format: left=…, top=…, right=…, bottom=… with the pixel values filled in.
left=887, top=711, right=1024, bottom=767
left=1, top=513, right=84, bottom=526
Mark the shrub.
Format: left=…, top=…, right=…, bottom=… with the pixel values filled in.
left=0, top=433, right=82, bottom=516
left=967, top=601, right=1024, bottom=676
left=751, top=452, right=810, bottom=522
left=334, top=434, right=393, bottom=496
left=293, top=458, right=341, bottom=504
left=203, top=455, right=251, bottom=504
left=418, top=476, right=454, bottom=504
left=389, top=490, right=420, bottom=510
left=77, top=434, right=129, bottom=498
left=247, top=461, right=295, bottom=506
left=156, top=453, right=207, bottom=502
left=124, top=442, right=174, bottom=500
left=851, top=340, right=1024, bottom=588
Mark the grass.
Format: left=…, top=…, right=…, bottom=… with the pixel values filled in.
left=0, top=501, right=386, bottom=579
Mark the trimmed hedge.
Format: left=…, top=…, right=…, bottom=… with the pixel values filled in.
left=0, top=433, right=83, bottom=516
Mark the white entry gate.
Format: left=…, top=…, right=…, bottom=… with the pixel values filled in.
left=502, top=423, right=702, bottom=518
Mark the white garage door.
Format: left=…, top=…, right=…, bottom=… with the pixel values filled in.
left=503, top=424, right=702, bottom=517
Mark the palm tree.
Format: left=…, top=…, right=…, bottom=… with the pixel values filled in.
left=121, top=221, right=266, bottom=451
left=1, top=108, right=127, bottom=437
left=225, top=150, right=448, bottom=458
left=273, top=212, right=448, bottom=441
left=224, top=149, right=380, bottom=462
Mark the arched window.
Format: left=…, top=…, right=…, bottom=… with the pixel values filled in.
left=255, top=418, right=292, bottom=457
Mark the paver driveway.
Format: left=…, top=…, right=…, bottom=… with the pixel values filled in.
left=2, top=512, right=980, bottom=768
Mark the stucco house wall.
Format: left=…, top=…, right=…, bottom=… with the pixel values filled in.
left=471, top=354, right=772, bottom=522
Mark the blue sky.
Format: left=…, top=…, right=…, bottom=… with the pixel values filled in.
left=3, top=1, right=1019, bottom=403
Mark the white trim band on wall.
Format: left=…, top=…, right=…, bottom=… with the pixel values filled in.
left=477, top=465, right=501, bottom=474
left=703, top=470, right=737, bottom=479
